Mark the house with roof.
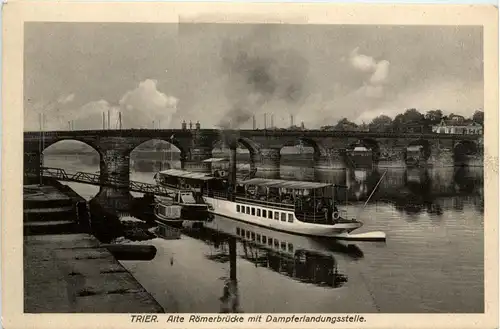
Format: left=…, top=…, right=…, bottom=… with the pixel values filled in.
left=432, top=115, right=483, bottom=135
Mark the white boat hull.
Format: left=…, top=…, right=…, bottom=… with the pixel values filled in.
left=202, top=196, right=362, bottom=238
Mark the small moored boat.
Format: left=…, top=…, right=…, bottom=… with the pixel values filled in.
left=153, top=169, right=213, bottom=226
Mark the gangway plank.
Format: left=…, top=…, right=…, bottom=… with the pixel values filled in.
left=27, top=167, right=176, bottom=198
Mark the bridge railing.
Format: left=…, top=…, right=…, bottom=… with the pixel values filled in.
left=42, top=167, right=71, bottom=180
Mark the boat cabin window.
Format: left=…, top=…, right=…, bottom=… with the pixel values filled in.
left=262, top=236, right=267, bottom=243
left=257, top=209, right=261, bottom=217
left=246, top=231, right=250, bottom=238
left=241, top=229, right=245, bottom=237
left=281, top=213, right=286, bottom=221
left=236, top=205, right=240, bottom=212
left=236, top=228, right=240, bottom=235
left=267, top=211, right=272, bottom=219
left=268, top=238, right=273, bottom=246
left=256, top=234, right=261, bottom=242
left=274, top=240, right=279, bottom=248
left=262, top=209, right=267, bottom=218
left=274, top=212, right=279, bottom=220
left=288, top=214, right=294, bottom=222
left=281, top=242, right=286, bottom=250
left=251, top=207, right=255, bottom=216
left=288, top=243, right=293, bottom=252
left=246, top=207, right=250, bottom=215
left=251, top=232, right=255, bottom=240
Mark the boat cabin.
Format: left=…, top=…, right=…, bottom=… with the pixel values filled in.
left=234, top=178, right=349, bottom=224
left=155, top=169, right=217, bottom=203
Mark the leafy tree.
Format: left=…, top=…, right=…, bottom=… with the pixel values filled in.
left=369, top=115, right=393, bottom=132
left=402, top=108, right=425, bottom=123
left=472, top=110, right=484, bottom=125
left=425, top=110, right=443, bottom=124
left=391, top=109, right=425, bottom=132
left=334, top=118, right=358, bottom=131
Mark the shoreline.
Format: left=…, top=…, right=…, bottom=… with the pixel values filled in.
left=23, top=180, right=164, bottom=313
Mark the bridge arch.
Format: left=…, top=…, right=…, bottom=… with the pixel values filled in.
left=454, top=140, right=478, bottom=156
left=212, top=136, right=261, bottom=157
left=211, top=136, right=260, bottom=154
left=349, top=138, right=380, bottom=162
left=406, top=139, right=432, bottom=161
left=42, top=139, right=102, bottom=169
left=40, top=139, right=102, bottom=199
left=454, top=140, right=479, bottom=165
left=280, top=137, right=326, bottom=159
left=128, top=138, right=183, bottom=173
left=42, top=137, right=102, bottom=156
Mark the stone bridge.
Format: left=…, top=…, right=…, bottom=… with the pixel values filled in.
left=24, top=126, right=483, bottom=187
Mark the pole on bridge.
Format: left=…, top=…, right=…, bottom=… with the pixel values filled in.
left=108, top=110, right=110, bottom=130
left=264, top=113, right=267, bottom=130
left=102, top=112, right=105, bottom=129
left=119, top=112, right=122, bottom=129
left=39, top=113, right=45, bottom=186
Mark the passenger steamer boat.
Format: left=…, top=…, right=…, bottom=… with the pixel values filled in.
left=154, top=168, right=386, bottom=240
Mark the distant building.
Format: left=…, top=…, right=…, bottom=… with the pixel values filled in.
left=432, top=118, right=483, bottom=135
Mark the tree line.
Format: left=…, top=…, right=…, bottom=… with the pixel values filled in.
left=320, top=109, right=484, bottom=133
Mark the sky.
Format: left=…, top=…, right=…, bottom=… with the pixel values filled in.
left=24, top=23, right=483, bottom=131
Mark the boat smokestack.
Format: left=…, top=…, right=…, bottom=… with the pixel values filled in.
left=228, top=147, right=237, bottom=200
left=219, top=128, right=239, bottom=201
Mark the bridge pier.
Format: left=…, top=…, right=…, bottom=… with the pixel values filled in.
left=257, top=147, right=281, bottom=173
left=429, top=148, right=454, bottom=167
left=181, top=129, right=215, bottom=173
left=378, top=147, right=406, bottom=168
left=92, top=187, right=134, bottom=214
left=100, top=148, right=130, bottom=188
left=315, top=149, right=347, bottom=170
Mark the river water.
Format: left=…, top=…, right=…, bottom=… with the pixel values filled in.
left=43, top=154, right=484, bottom=313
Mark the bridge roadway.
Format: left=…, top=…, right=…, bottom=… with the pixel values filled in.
left=23, top=128, right=480, bottom=141
left=24, top=128, right=483, bottom=187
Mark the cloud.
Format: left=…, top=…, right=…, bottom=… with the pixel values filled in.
left=119, top=79, right=178, bottom=128
left=370, top=60, right=390, bottom=84
left=349, top=48, right=377, bottom=72
left=29, top=79, right=180, bottom=130
left=349, top=48, right=390, bottom=85
left=347, top=48, right=391, bottom=104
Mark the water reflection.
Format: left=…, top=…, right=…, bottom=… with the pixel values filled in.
left=160, top=216, right=362, bottom=290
